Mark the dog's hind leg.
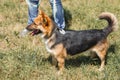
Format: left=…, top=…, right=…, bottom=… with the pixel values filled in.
left=97, top=50, right=106, bottom=71
left=92, top=39, right=109, bottom=71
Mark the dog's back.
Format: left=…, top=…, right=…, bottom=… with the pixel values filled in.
left=52, top=12, right=118, bottom=55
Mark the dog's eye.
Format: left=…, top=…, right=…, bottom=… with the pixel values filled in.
left=39, top=23, right=42, bottom=25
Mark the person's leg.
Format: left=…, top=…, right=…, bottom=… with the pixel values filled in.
left=20, top=0, right=39, bottom=37
left=26, top=0, right=39, bottom=25
left=49, top=0, right=65, bottom=29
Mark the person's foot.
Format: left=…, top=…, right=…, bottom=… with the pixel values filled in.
left=19, top=29, right=29, bottom=37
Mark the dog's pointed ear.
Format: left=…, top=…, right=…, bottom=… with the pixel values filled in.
left=34, top=10, right=50, bottom=26
left=39, top=10, right=46, bottom=18
left=43, top=18, right=47, bottom=24
left=34, top=10, right=45, bottom=25
left=39, top=10, right=50, bottom=26
left=34, top=17, right=40, bottom=25
left=39, top=10, right=44, bottom=15
left=43, top=14, right=52, bottom=27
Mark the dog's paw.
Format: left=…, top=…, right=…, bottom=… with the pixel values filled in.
left=98, top=67, right=104, bottom=71
left=57, top=71, right=63, bottom=75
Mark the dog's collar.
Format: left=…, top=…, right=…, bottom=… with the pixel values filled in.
left=56, top=27, right=66, bottom=35
left=59, top=29, right=66, bottom=34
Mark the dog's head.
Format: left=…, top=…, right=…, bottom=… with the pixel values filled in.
left=27, top=10, right=53, bottom=37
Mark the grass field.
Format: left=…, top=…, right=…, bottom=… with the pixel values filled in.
left=0, top=0, right=120, bottom=80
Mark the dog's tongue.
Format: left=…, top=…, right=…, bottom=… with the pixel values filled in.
left=30, top=31, right=35, bottom=36
left=30, top=29, right=41, bottom=36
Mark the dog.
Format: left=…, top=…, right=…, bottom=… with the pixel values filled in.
left=27, top=10, right=118, bottom=74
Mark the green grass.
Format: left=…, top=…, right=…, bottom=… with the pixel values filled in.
left=0, top=0, right=120, bottom=80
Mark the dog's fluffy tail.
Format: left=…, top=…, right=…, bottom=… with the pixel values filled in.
left=99, top=12, right=118, bottom=35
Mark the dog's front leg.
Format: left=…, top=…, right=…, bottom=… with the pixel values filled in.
left=56, top=56, right=65, bottom=75
left=51, top=55, right=57, bottom=66
left=52, top=44, right=67, bottom=74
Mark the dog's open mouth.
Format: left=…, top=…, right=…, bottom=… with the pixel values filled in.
left=30, top=29, right=41, bottom=36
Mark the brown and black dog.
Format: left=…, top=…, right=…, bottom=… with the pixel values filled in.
left=27, top=10, right=118, bottom=74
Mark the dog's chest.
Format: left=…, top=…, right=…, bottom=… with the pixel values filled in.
left=44, top=39, right=53, bottom=53
left=44, top=35, right=56, bottom=54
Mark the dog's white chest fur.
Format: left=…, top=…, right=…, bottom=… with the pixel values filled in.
left=44, top=34, right=56, bottom=54
left=40, top=33, right=56, bottom=55
left=45, top=39, right=53, bottom=53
